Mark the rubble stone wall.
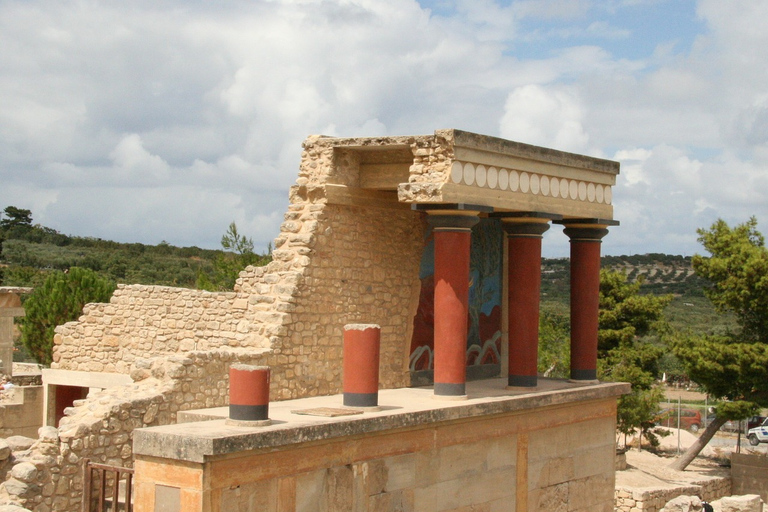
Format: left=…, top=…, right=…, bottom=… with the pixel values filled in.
left=51, top=134, right=428, bottom=398
left=4, top=134, right=431, bottom=511
left=615, top=476, right=731, bottom=512
left=0, top=350, right=276, bottom=511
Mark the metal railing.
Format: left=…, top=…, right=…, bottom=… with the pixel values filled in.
left=82, top=458, right=134, bottom=512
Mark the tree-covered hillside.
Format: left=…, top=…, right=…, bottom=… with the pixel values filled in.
left=0, top=206, right=270, bottom=289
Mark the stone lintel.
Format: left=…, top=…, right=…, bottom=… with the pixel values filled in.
left=133, top=380, right=629, bottom=464
left=42, top=368, right=133, bottom=388
left=324, top=184, right=409, bottom=210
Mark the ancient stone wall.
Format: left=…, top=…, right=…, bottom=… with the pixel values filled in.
left=0, top=350, right=278, bottom=511
left=132, top=391, right=621, bottom=512
left=614, top=476, right=731, bottom=512
left=51, top=134, right=426, bottom=398
left=0, top=386, right=44, bottom=438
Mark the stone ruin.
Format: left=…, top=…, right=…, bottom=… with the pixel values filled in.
left=0, top=129, right=631, bottom=511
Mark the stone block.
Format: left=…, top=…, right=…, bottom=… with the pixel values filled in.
left=716, top=494, right=763, bottom=512
left=384, top=453, right=417, bottom=492
left=534, top=482, right=568, bottom=512
left=295, top=469, right=326, bottom=512
left=568, top=472, right=615, bottom=510
left=438, top=441, right=490, bottom=481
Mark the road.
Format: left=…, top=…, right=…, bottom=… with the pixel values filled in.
left=707, top=432, right=768, bottom=455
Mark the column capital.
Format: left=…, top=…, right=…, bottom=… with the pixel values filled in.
left=414, top=203, right=491, bottom=232
left=557, top=218, right=619, bottom=242
left=494, top=212, right=560, bottom=238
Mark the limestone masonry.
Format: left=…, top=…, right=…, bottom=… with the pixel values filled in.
left=1, top=129, right=629, bottom=511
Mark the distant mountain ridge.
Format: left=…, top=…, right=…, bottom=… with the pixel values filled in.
left=542, top=253, right=706, bottom=300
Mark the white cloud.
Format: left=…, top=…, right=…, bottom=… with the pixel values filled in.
left=1, top=0, right=768, bottom=259
left=500, top=84, right=589, bottom=152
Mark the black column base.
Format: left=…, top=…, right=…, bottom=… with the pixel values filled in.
left=508, top=374, right=537, bottom=387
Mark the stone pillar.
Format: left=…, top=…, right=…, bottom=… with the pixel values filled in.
left=227, top=364, right=271, bottom=426
left=0, top=288, right=32, bottom=377
left=343, top=324, right=381, bottom=408
left=500, top=214, right=559, bottom=388
left=560, top=220, right=618, bottom=381
left=419, top=206, right=486, bottom=399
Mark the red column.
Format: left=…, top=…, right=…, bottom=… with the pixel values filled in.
left=228, top=364, right=271, bottom=426
left=504, top=220, right=550, bottom=387
left=429, top=213, right=480, bottom=398
left=343, top=324, right=381, bottom=408
left=563, top=224, right=611, bottom=381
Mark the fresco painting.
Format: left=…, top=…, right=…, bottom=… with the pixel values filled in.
left=409, top=218, right=503, bottom=372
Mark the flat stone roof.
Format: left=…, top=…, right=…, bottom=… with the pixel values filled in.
left=133, top=378, right=629, bottom=464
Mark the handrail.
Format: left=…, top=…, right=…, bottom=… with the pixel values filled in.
left=82, top=458, right=134, bottom=512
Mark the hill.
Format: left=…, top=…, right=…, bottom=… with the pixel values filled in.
left=542, top=254, right=735, bottom=336
left=0, top=212, right=269, bottom=290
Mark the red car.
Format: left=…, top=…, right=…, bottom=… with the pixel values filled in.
left=656, top=408, right=703, bottom=433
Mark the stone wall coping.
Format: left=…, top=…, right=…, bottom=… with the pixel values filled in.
left=0, top=287, right=33, bottom=294
left=133, top=378, right=629, bottom=463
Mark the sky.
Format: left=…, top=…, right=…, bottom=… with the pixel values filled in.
left=1, top=0, right=767, bottom=258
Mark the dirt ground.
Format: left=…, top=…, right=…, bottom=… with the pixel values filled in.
left=663, top=387, right=709, bottom=403
left=616, top=429, right=730, bottom=488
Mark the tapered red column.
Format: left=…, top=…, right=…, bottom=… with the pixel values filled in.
left=561, top=220, right=616, bottom=381
left=428, top=212, right=480, bottom=398
left=503, top=218, right=553, bottom=387
left=343, top=324, right=381, bottom=408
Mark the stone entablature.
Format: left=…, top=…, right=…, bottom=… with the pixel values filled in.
left=349, top=129, right=618, bottom=219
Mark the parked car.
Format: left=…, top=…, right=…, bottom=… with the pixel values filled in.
left=656, top=408, right=702, bottom=433
left=747, top=417, right=768, bottom=446
left=707, top=414, right=767, bottom=433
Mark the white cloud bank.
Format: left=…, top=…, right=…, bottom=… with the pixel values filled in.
left=1, top=0, right=767, bottom=257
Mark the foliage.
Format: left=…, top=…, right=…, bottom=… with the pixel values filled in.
left=616, top=386, right=670, bottom=449
left=19, top=268, right=116, bottom=365
left=197, top=222, right=271, bottom=291
left=0, top=206, right=250, bottom=289
left=596, top=270, right=672, bottom=446
left=668, top=217, right=768, bottom=470
left=537, top=309, right=570, bottom=379
left=598, top=270, right=672, bottom=389
left=0, top=206, right=33, bottom=231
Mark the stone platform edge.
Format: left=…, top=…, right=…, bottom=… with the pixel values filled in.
left=133, top=381, right=629, bottom=464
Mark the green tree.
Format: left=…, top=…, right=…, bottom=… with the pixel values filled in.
left=19, top=267, right=116, bottom=365
left=0, top=206, right=33, bottom=234
left=597, top=270, right=672, bottom=448
left=537, top=310, right=570, bottom=379
left=197, top=222, right=270, bottom=291
left=539, top=270, right=673, bottom=446
left=669, top=217, right=768, bottom=470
